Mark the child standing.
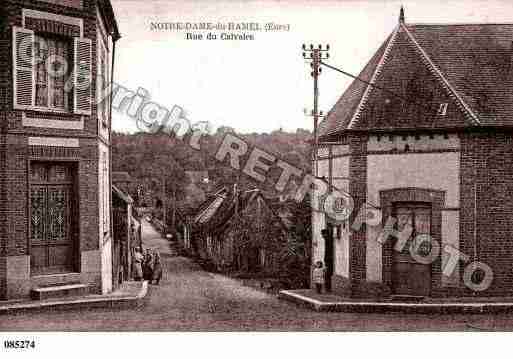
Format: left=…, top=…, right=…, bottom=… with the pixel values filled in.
left=152, top=251, right=163, bottom=285
left=312, top=261, right=326, bottom=294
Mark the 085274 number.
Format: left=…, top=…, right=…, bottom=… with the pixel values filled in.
left=4, top=340, right=36, bottom=349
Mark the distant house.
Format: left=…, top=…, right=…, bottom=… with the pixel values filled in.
left=313, top=8, right=513, bottom=299
left=112, top=184, right=141, bottom=287
left=192, top=188, right=289, bottom=274
left=112, top=171, right=135, bottom=196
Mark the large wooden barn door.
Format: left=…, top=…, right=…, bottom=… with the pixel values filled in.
left=392, top=203, right=432, bottom=297
left=30, top=163, right=76, bottom=275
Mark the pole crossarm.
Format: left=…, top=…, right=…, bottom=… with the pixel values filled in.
left=302, top=44, right=330, bottom=178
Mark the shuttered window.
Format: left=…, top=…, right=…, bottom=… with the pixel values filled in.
left=13, top=27, right=35, bottom=109
left=73, top=37, right=92, bottom=115
left=13, top=26, right=93, bottom=115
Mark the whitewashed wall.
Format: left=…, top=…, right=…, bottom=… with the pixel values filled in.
left=366, top=152, right=461, bottom=283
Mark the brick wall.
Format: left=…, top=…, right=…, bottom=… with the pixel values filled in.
left=460, top=131, right=513, bottom=297
left=3, top=0, right=100, bottom=136
left=0, top=0, right=113, bottom=298
left=335, top=129, right=513, bottom=299
left=348, top=134, right=368, bottom=296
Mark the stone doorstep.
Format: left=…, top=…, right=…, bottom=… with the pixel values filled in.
left=0, top=281, right=149, bottom=315
left=30, top=283, right=90, bottom=301
left=279, top=290, right=513, bottom=314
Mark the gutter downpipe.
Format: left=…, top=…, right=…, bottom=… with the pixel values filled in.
left=109, top=32, right=119, bottom=288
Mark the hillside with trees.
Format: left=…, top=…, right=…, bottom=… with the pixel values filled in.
left=112, top=127, right=312, bottom=210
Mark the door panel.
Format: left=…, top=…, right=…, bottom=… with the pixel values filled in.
left=47, top=185, right=71, bottom=242
left=392, top=203, right=432, bottom=297
left=30, top=163, right=75, bottom=275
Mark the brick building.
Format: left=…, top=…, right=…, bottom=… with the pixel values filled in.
left=312, top=9, right=513, bottom=299
left=0, top=0, right=120, bottom=300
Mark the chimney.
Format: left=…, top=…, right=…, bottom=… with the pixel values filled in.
left=399, top=6, right=405, bottom=24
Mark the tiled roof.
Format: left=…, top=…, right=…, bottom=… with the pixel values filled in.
left=193, top=189, right=285, bottom=235
left=112, top=185, right=133, bottom=204
left=318, top=34, right=393, bottom=136
left=319, top=22, right=513, bottom=136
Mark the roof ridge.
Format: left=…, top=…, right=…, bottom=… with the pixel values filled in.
left=400, top=22, right=481, bottom=126
left=347, top=25, right=400, bottom=129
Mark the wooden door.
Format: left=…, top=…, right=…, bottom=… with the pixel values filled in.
left=323, top=226, right=334, bottom=292
left=392, top=203, right=432, bottom=297
left=30, top=163, right=76, bottom=275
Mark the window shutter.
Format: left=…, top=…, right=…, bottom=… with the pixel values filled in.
left=73, top=37, right=92, bottom=115
left=12, top=27, right=35, bottom=109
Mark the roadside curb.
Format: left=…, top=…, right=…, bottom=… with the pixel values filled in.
left=0, top=281, right=149, bottom=315
left=279, top=290, right=513, bottom=314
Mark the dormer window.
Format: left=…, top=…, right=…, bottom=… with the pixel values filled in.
left=438, top=103, right=448, bottom=116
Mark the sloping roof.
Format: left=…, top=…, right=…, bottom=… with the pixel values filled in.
left=319, top=20, right=513, bottom=137
left=112, top=185, right=133, bottom=204
left=193, top=189, right=286, bottom=235
left=194, top=189, right=228, bottom=225
left=318, top=33, right=394, bottom=136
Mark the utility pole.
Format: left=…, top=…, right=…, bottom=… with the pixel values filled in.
left=162, top=176, right=166, bottom=231
left=303, top=44, right=329, bottom=177
left=172, top=187, right=176, bottom=233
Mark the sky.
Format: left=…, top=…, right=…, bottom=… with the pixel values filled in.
left=110, top=0, right=513, bottom=134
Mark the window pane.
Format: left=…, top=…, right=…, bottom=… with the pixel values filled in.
left=35, top=37, right=48, bottom=107
left=34, top=36, right=69, bottom=110
left=415, top=211, right=431, bottom=234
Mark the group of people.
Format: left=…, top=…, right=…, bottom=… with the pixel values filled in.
left=132, top=247, right=163, bottom=285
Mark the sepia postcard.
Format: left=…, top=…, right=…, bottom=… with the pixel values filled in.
left=2, top=0, right=513, bottom=356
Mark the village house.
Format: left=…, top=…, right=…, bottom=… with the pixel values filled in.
left=112, top=175, right=141, bottom=288
left=192, top=188, right=289, bottom=275
left=0, top=0, right=120, bottom=300
left=313, top=9, right=513, bottom=299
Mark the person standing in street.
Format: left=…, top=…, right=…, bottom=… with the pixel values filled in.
left=152, top=251, right=163, bottom=285
left=142, top=249, right=154, bottom=281
left=132, top=247, right=143, bottom=281
left=312, top=261, right=326, bottom=294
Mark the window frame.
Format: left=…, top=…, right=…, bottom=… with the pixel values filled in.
left=33, top=33, right=73, bottom=113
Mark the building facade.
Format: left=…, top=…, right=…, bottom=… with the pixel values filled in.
left=312, top=10, right=513, bottom=299
left=0, top=0, right=119, bottom=300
